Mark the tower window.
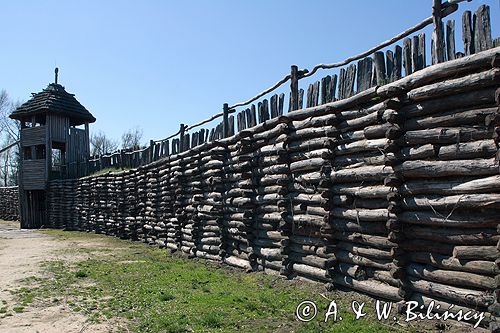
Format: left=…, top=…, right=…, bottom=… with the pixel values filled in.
left=51, top=141, right=65, bottom=170
left=23, top=146, right=32, bottom=160
left=35, top=145, right=46, bottom=159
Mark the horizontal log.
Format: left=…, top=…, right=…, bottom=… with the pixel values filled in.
left=336, top=250, right=393, bottom=270
left=331, top=184, right=390, bottom=199
left=364, top=123, right=394, bottom=139
left=404, top=107, right=499, bottom=131
left=334, top=274, right=401, bottom=302
left=408, top=276, right=494, bottom=308
left=290, top=214, right=327, bottom=228
left=333, top=232, right=394, bottom=249
left=286, top=137, right=335, bottom=152
left=330, top=165, right=393, bottom=182
left=291, top=263, right=330, bottom=281
left=437, top=139, right=497, bottom=160
left=406, top=262, right=496, bottom=290
left=288, top=148, right=333, bottom=162
left=365, top=269, right=399, bottom=287
left=335, top=241, right=391, bottom=260
left=397, top=158, right=498, bottom=178
left=291, top=114, right=339, bottom=130
left=407, top=68, right=500, bottom=102
left=338, top=129, right=366, bottom=143
left=453, top=246, right=499, bottom=261
left=224, top=256, right=252, bottom=271
left=253, top=246, right=282, bottom=260
left=409, top=251, right=499, bottom=276
left=404, top=127, right=493, bottom=145
left=400, top=210, right=498, bottom=228
left=326, top=219, right=387, bottom=234
left=287, top=126, right=338, bottom=141
left=289, top=252, right=335, bottom=269
left=330, top=208, right=390, bottom=222
left=333, top=152, right=385, bottom=168
left=403, top=225, right=498, bottom=245
left=400, top=87, right=496, bottom=118
left=402, top=194, right=500, bottom=211
left=289, top=158, right=325, bottom=173
left=400, top=175, right=500, bottom=196
left=335, top=138, right=388, bottom=155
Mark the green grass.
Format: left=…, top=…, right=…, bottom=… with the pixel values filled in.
left=90, top=167, right=130, bottom=176
left=11, top=230, right=414, bottom=333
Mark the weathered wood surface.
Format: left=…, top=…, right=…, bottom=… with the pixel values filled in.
left=44, top=17, right=500, bottom=325
left=0, top=187, right=19, bottom=221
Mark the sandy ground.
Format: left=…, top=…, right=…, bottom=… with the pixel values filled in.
left=0, top=221, right=121, bottom=333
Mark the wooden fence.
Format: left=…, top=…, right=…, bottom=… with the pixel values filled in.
left=0, top=186, right=19, bottom=221
left=46, top=45, right=500, bottom=329
left=83, top=2, right=499, bottom=175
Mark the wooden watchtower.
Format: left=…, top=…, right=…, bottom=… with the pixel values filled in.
left=9, top=69, right=96, bottom=228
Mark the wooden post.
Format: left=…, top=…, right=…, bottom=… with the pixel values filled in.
left=222, top=103, right=229, bottom=138
left=446, top=19, right=456, bottom=61
left=290, top=65, right=299, bottom=111
left=149, top=139, right=154, bottom=163
left=432, top=0, right=445, bottom=64
left=179, top=123, right=185, bottom=152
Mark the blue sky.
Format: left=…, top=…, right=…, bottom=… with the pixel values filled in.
left=1, top=0, right=498, bottom=145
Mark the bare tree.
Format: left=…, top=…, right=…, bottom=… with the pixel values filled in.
left=0, top=90, right=21, bottom=186
left=0, top=90, right=20, bottom=142
left=121, top=127, right=143, bottom=150
left=90, top=130, right=119, bottom=156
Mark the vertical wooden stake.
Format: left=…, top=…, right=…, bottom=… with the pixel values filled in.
left=290, top=65, right=299, bottom=111
left=179, top=123, right=185, bottom=153
left=222, top=103, right=229, bottom=138
left=432, top=0, right=445, bottom=64
left=446, top=19, right=456, bottom=61
left=149, top=139, right=154, bottom=162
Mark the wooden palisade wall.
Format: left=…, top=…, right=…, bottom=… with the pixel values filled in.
left=46, top=47, right=500, bottom=328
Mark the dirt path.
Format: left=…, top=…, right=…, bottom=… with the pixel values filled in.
left=0, top=221, right=115, bottom=333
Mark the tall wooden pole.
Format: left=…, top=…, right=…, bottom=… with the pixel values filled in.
left=179, top=123, right=185, bottom=152
left=290, top=65, right=299, bottom=111
left=222, top=103, right=229, bottom=138
left=432, top=0, right=445, bottom=63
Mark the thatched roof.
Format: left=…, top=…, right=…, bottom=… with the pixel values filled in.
left=10, top=83, right=96, bottom=126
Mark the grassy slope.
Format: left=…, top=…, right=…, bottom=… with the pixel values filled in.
left=12, top=230, right=413, bottom=333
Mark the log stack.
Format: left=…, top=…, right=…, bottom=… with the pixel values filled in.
left=251, top=120, right=290, bottom=274
left=196, top=144, right=224, bottom=261
left=286, top=116, right=337, bottom=282
left=158, top=159, right=178, bottom=250
left=123, top=169, right=139, bottom=240
left=327, top=102, right=400, bottom=301
left=142, top=167, right=160, bottom=245
left=394, top=64, right=500, bottom=322
left=47, top=179, right=77, bottom=229
left=113, top=172, right=126, bottom=238
left=223, top=137, right=256, bottom=270
left=0, top=186, right=19, bottom=221
left=184, top=150, right=214, bottom=259
left=174, top=153, right=197, bottom=256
